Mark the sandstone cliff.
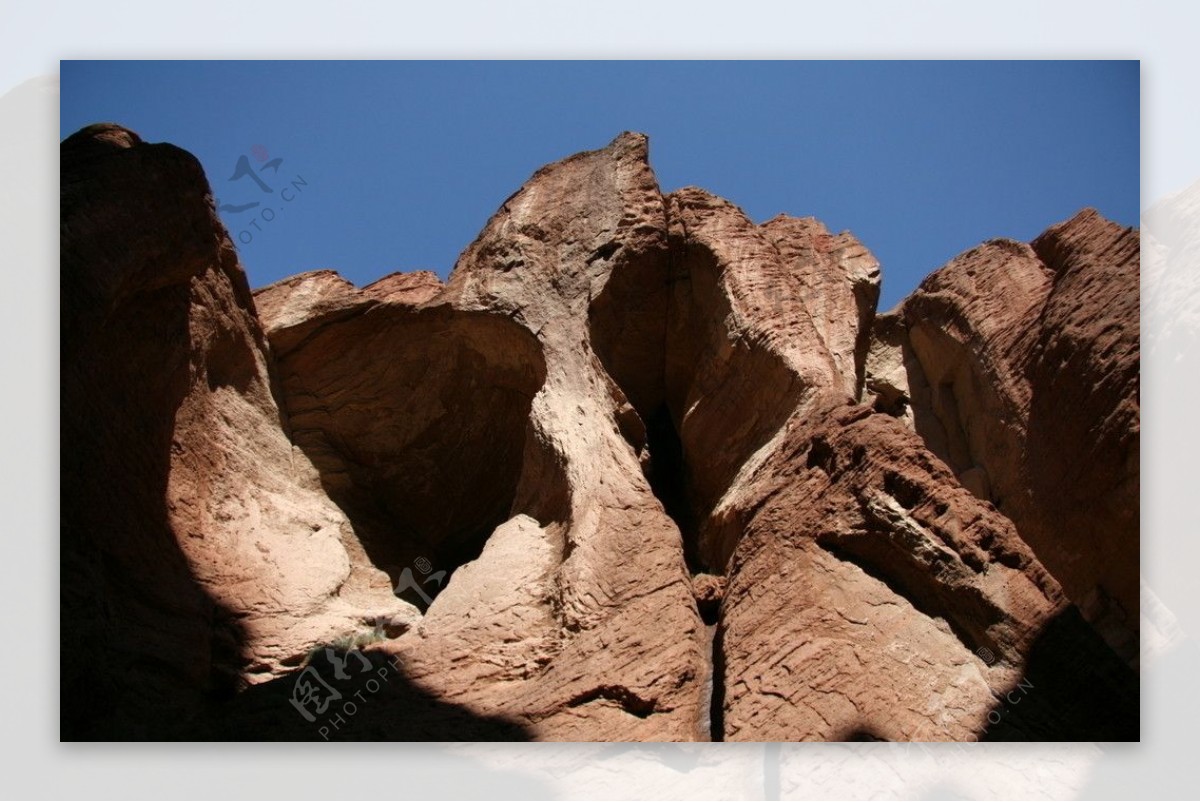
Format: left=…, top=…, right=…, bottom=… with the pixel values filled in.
left=60, top=125, right=1138, bottom=741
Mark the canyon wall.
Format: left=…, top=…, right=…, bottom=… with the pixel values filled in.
left=61, top=125, right=1138, bottom=741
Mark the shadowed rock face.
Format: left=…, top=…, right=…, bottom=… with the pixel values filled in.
left=255, top=271, right=548, bottom=605
left=61, top=125, right=418, bottom=739
left=864, top=212, right=1141, bottom=664
left=61, top=125, right=1138, bottom=741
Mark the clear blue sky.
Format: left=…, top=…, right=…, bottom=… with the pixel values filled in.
left=60, top=61, right=1138, bottom=309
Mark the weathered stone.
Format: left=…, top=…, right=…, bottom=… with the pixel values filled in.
left=863, top=211, right=1141, bottom=661
left=759, top=214, right=881, bottom=397
left=716, top=399, right=1070, bottom=740
left=247, top=133, right=708, bottom=741
left=61, top=125, right=415, bottom=739
left=363, top=269, right=443, bottom=305
left=62, top=125, right=1137, bottom=742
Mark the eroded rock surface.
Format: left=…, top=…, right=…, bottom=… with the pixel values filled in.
left=61, top=125, right=415, bottom=739
left=863, top=211, right=1140, bottom=662
left=61, top=126, right=1138, bottom=741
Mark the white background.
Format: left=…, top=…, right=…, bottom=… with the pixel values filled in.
left=3, top=1, right=1197, bottom=798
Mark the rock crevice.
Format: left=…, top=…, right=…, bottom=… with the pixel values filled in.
left=61, top=125, right=1139, bottom=741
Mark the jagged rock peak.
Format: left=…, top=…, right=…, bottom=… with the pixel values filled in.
left=60, top=125, right=1139, bottom=741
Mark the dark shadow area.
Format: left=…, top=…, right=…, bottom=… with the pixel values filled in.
left=268, top=305, right=549, bottom=610
left=979, top=605, right=1138, bottom=741
left=61, top=124, right=540, bottom=742
left=709, top=624, right=727, bottom=742
left=643, top=405, right=702, bottom=570
left=589, top=218, right=808, bottom=575
left=187, top=648, right=535, bottom=741
left=61, top=126, right=250, bottom=740
left=663, top=233, right=807, bottom=573
left=60, top=275, right=240, bottom=739
left=586, top=227, right=713, bottom=571
left=586, top=236, right=670, bottom=419
left=695, top=592, right=722, bottom=627
left=839, top=728, right=889, bottom=742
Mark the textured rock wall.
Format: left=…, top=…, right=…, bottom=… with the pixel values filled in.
left=244, top=133, right=709, bottom=741
left=61, top=126, right=1138, bottom=741
left=61, top=125, right=416, bottom=738
left=863, top=212, right=1141, bottom=663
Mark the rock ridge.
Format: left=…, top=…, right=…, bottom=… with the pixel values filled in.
left=61, top=126, right=1138, bottom=741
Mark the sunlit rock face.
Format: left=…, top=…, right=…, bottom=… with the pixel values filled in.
left=61, top=126, right=1137, bottom=741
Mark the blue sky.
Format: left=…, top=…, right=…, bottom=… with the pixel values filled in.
left=60, top=61, right=1138, bottom=310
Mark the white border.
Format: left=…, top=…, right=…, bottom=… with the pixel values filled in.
left=6, top=2, right=1197, bottom=798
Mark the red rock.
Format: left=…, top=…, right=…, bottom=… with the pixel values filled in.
left=716, top=398, right=1067, bottom=740
left=1026, top=211, right=1140, bottom=659
left=62, top=125, right=1138, bottom=742
left=760, top=214, right=881, bottom=397
left=864, top=211, right=1140, bottom=661
left=362, top=269, right=443, bottom=305
left=253, top=133, right=708, bottom=741
left=61, top=125, right=417, bottom=739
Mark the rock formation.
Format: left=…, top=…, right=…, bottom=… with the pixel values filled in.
left=61, top=124, right=1138, bottom=741
left=61, top=125, right=418, bottom=739
left=863, top=212, right=1141, bottom=664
